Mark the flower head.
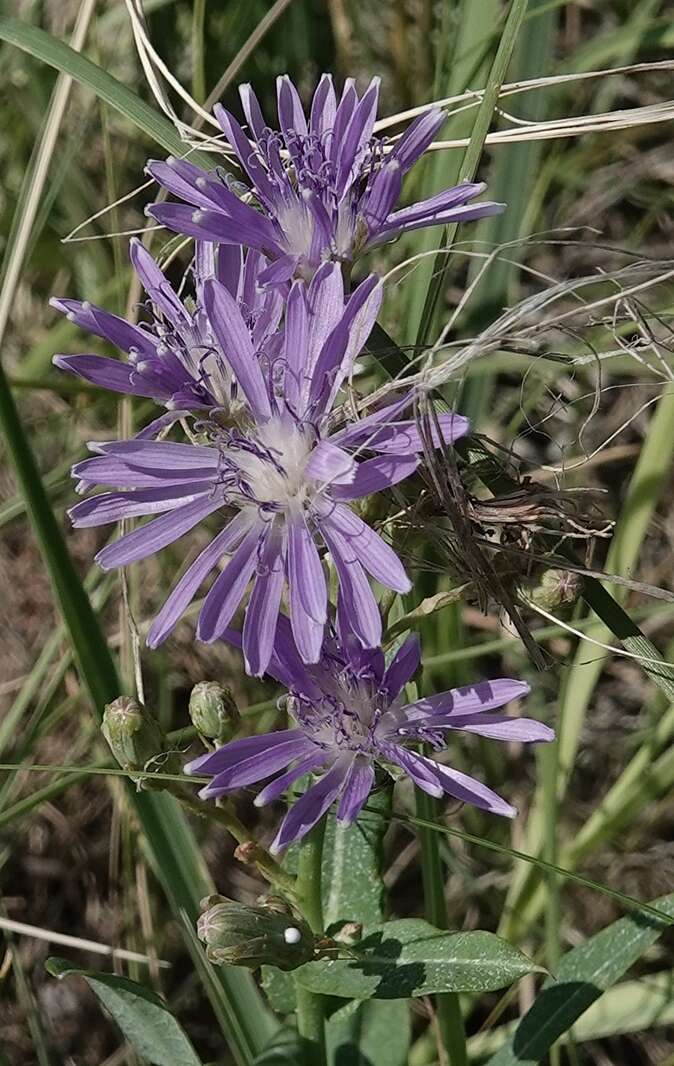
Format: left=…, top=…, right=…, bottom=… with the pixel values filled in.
left=186, top=618, right=554, bottom=853
left=51, top=239, right=282, bottom=433
left=68, top=264, right=469, bottom=674
left=146, top=74, right=504, bottom=281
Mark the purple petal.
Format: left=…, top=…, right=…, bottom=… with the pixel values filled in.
left=344, top=411, right=470, bottom=455
left=288, top=517, right=326, bottom=663
left=329, top=393, right=415, bottom=449
left=329, top=79, right=358, bottom=166
left=379, top=743, right=443, bottom=797
left=309, top=273, right=382, bottom=416
left=360, top=160, right=403, bottom=231
left=203, top=278, right=272, bottom=420
left=129, top=239, right=189, bottom=330
left=254, top=753, right=328, bottom=807
left=198, top=523, right=263, bottom=642
left=310, top=74, right=337, bottom=136
left=288, top=517, right=327, bottom=624
left=389, top=108, right=446, bottom=171
left=336, top=77, right=380, bottom=194
left=50, top=298, right=155, bottom=358
left=305, top=441, right=356, bottom=486
left=426, top=714, right=554, bottom=744
left=331, top=453, right=419, bottom=500
left=318, top=521, right=381, bottom=648
left=270, top=757, right=352, bottom=854
left=336, top=756, right=375, bottom=825
left=277, top=75, right=308, bottom=143
left=53, top=354, right=153, bottom=397
left=70, top=483, right=208, bottom=527
left=239, top=83, right=268, bottom=142
left=148, top=512, right=252, bottom=647
left=382, top=634, right=421, bottom=700
left=95, top=494, right=221, bottom=569
left=417, top=754, right=517, bottom=818
left=213, top=104, right=277, bottom=206
left=199, top=736, right=319, bottom=797
left=320, top=503, right=411, bottom=594
left=384, top=182, right=487, bottom=228
left=375, top=201, right=506, bottom=243
left=148, top=202, right=277, bottom=253
left=257, top=254, right=297, bottom=287
left=243, top=523, right=286, bottom=677
left=186, top=728, right=307, bottom=776
left=402, top=679, right=531, bottom=720
left=214, top=244, right=244, bottom=295
left=283, top=280, right=309, bottom=410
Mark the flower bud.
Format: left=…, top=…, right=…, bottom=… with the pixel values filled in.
left=102, top=697, right=175, bottom=787
left=197, top=895, right=314, bottom=971
left=189, top=682, right=240, bottom=744
left=529, top=568, right=582, bottom=611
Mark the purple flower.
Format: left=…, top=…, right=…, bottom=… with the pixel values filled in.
left=69, top=265, right=469, bottom=673
left=145, top=74, right=504, bottom=281
left=51, top=239, right=282, bottom=433
left=185, top=619, right=553, bottom=853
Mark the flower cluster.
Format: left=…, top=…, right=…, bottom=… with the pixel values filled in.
left=187, top=620, right=553, bottom=852
left=55, top=74, right=551, bottom=847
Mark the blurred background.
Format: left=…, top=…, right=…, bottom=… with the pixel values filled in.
left=1, top=1, right=673, bottom=1063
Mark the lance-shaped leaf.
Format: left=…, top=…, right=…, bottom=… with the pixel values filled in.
left=295, top=919, right=539, bottom=1000
left=45, top=958, right=202, bottom=1066
left=484, top=892, right=674, bottom=1065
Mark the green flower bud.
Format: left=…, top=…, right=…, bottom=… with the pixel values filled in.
left=197, top=895, right=314, bottom=971
left=189, top=682, right=240, bottom=743
left=102, top=697, right=175, bottom=787
left=529, top=568, right=582, bottom=611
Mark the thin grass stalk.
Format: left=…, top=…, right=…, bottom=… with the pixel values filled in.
left=191, top=0, right=207, bottom=104
left=415, top=0, right=529, bottom=350
left=415, top=787, right=468, bottom=1066
left=0, top=361, right=273, bottom=1063
left=295, top=817, right=328, bottom=1066
left=499, top=385, right=674, bottom=941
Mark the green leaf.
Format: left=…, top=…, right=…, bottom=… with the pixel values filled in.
left=295, top=920, right=538, bottom=1000
left=327, top=999, right=411, bottom=1066
left=484, top=892, right=674, bottom=1065
left=252, top=1028, right=306, bottom=1065
left=45, top=958, right=202, bottom=1066
left=385, top=588, right=470, bottom=641
left=260, top=967, right=297, bottom=1016
left=322, top=788, right=391, bottom=930
left=468, top=969, right=674, bottom=1058
left=0, top=16, right=213, bottom=167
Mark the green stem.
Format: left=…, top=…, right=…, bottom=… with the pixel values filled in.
left=294, top=818, right=327, bottom=1066
left=174, top=789, right=297, bottom=896
left=191, top=0, right=207, bottom=104
left=415, top=787, right=468, bottom=1066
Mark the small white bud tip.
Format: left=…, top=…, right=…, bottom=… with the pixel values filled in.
left=166, top=155, right=176, bottom=166
left=66, top=312, right=76, bottom=322
left=81, top=301, right=91, bottom=311
left=283, top=927, right=302, bottom=945
left=192, top=210, right=205, bottom=224
left=196, top=176, right=208, bottom=189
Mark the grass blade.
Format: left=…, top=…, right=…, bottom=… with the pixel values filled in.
left=0, top=16, right=213, bottom=166
left=0, top=361, right=274, bottom=1063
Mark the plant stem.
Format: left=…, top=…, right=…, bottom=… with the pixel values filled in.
left=415, top=787, right=468, bottom=1066
left=174, top=789, right=297, bottom=896
left=294, top=818, right=327, bottom=1066
left=191, top=0, right=207, bottom=104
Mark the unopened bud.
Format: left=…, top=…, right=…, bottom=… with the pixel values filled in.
left=529, top=568, right=582, bottom=611
left=102, top=697, right=176, bottom=788
left=189, top=682, right=240, bottom=743
left=197, top=895, right=314, bottom=971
